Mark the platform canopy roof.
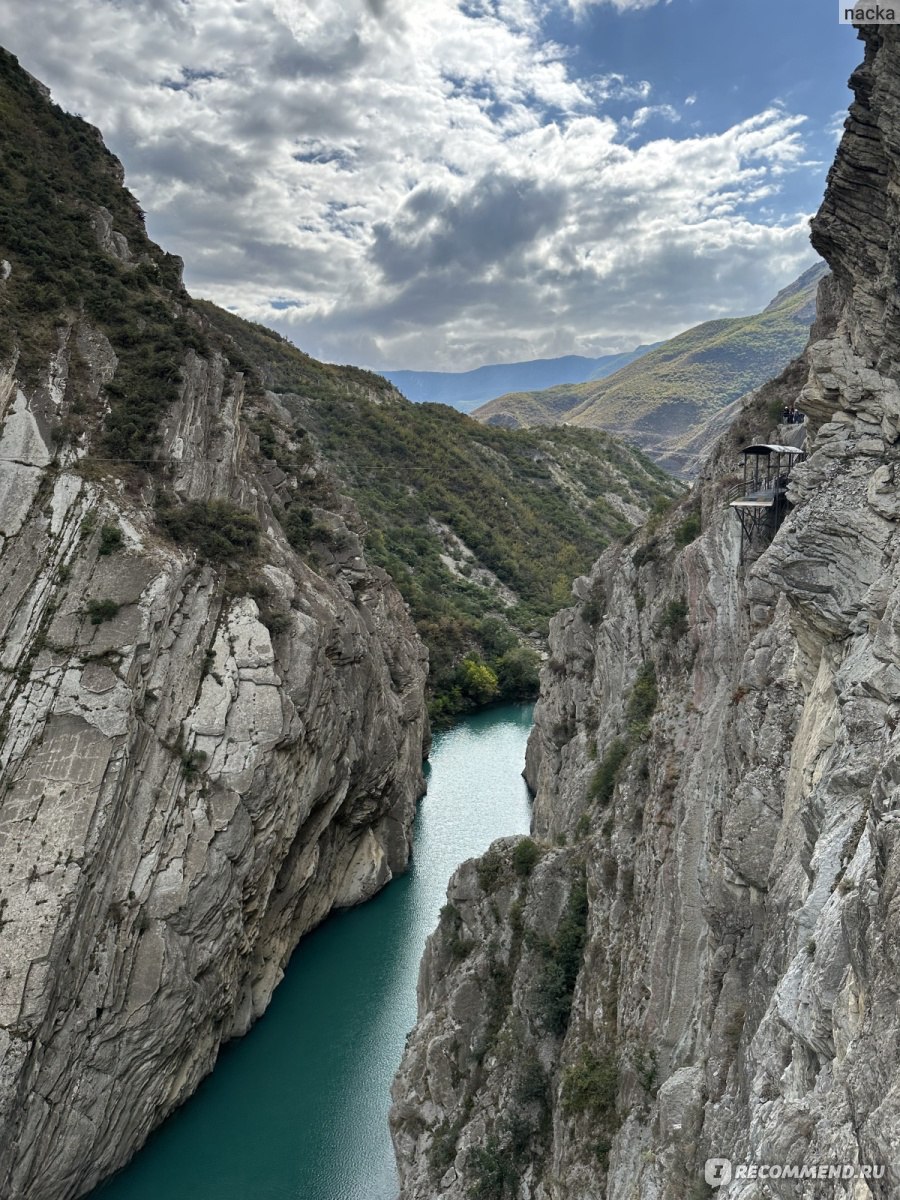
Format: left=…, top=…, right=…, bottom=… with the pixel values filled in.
left=740, top=443, right=804, bottom=456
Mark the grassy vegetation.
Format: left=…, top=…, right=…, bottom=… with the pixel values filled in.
left=586, top=656, right=660, bottom=810
left=199, top=301, right=681, bottom=723
left=561, top=1047, right=620, bottom=1166
left=0, top=49, right=207, bottom=461
left=429, top=1118, right=464, bottom=1184
left=476, top=846, right=508, bottom=894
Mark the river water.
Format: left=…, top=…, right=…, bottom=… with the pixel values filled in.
left=92, top=703, right=534, bottom=1200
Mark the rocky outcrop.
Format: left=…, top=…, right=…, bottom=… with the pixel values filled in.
left=391, top=25, right=900, bottom=1200
left=0, top=256, right=427, bottom=1198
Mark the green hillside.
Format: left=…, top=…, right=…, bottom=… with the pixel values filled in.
left=0, top=46, right=680, bottom=726
left=475, top=263, right=825, bottom=474
left=196, top=304, right=682, bottom=722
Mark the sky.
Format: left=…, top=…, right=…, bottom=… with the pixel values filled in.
left=1, top=0, right=862, bottom=371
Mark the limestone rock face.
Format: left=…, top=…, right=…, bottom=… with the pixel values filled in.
left=391, top=26, right=900, bottom=1200
left=0, top=321, right=427, bottom=1197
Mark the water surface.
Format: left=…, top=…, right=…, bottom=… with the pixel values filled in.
left=93, top=703, right=534, bottom=1200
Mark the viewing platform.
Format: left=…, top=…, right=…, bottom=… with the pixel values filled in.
left=728, top=441, right=806, bottom=559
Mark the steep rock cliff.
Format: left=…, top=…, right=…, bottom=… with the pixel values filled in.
left=392, top=26, right=900, bottom=1200
left=0, top=56, right=428, bottom=1200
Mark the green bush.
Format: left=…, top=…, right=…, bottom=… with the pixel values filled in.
left=561, top=1048, right=618, bottom=1122
left=86, top=598, right=120, bottom=624
left=514, top=1059, right=549, bottom=1110
left=283, top=504, right=314, bottom=553
left=660, top=596, right=689, bottom=639
left=674, top=512, right=701, bottom=547
left=632, top=537, right=659, bottom=568
left=477, top=848, right=507, bottom=894
left=261, top=610, right=292, bottom=637
left=468, top=1137, right=518, bottom=1200
left=157, top=499, right=260, bottom=564
left=632, top=1043, right=659, bottom=1096
left=181, top=748, right=208, bottom=780
left=98, top=522, right=123, bottom=555
left=580, top=598, right=602, bottom=625
left=768, top=395, right=786, bottom=424
left=429, top=1120, right=462, bottom=1184
left=478, top=616, right=518, bottom=657
left=440, top=902, right=475, bottom=962
left=589, top=739, right=630, bottom=805
left=626, top=662, right=657, bottom=738
left=535, top=871, right=588, bottom=1034
left=512, top=837, right=540, bottom=879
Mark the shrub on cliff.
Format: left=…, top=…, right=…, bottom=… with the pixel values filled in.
left=589, top=739, right=630, bottom=805
left=561, top=1048, right=618, bottom=1121
left=674, top=511, right=701, bottom=547
left=98, top=523, right=123, bottom=555
left=467, top=1138, right=518, bottom=1200
left=512, top=837, right=541, bottom=878
left=625, top=662, right=658, bottom=739
left=86, top=598, right=120, bottom=624
left=535, top=871, right=588, bottom=1034
left=659, top=596, right=689, bottom=639
left=156, top=499, right=260, bottom=564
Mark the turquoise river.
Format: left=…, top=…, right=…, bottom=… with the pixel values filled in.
left=92, top=703, right=535, bottom=1200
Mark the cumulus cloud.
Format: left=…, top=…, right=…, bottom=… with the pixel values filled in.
left=2, top=0, right=819, bottom=369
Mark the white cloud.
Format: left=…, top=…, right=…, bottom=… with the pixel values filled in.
left=626, top=103, right=681, bottom=129
left=2, top=0, right=819, bottom=370
left=827, top=108, right=848, bottom=143
left=567, top=0, right=668, bottom=14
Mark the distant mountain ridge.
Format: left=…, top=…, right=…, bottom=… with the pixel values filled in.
left=474, top=261, right=828, bottom=475
left=382, top=344, right=657, bottom=412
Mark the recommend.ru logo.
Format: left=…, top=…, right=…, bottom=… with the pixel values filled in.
left=703, top=1159, right=885, bottom=1187
left=705, top=1158, right=733, bottom=1187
